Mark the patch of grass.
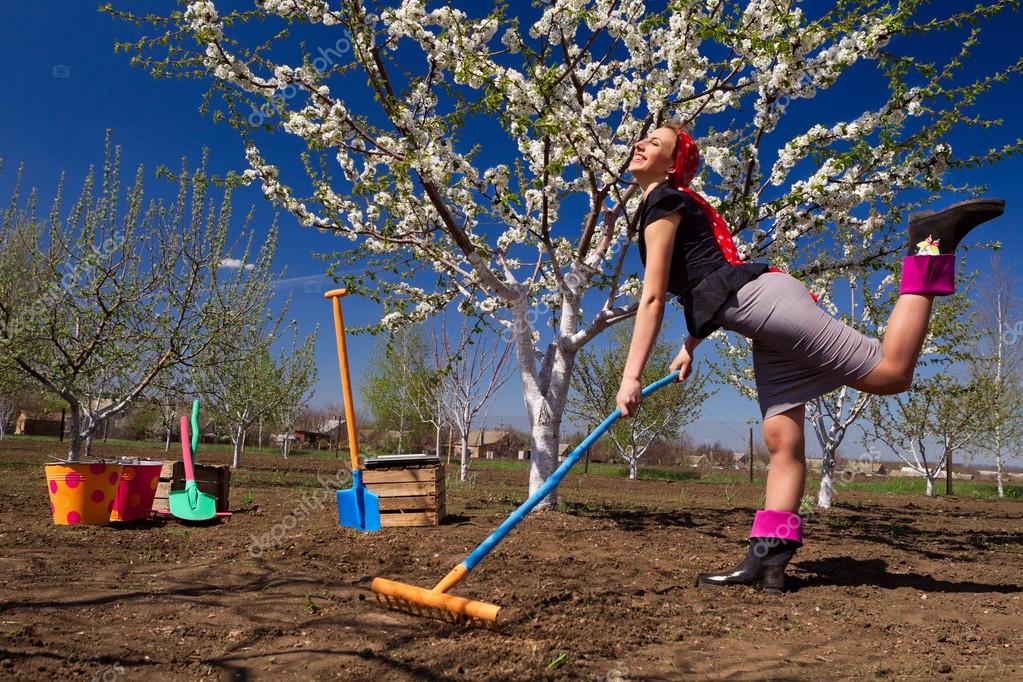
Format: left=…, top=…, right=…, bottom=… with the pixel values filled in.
left=723, top=483, right=738, bottom=507
left=839, top=477, right=1023, bottom=499
left=798, top=494, right=815, bottom=515
left=546, top=652, right=570, bottom=670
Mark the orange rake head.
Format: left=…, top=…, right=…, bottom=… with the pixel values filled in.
left=371, top=565, right=502, bottom=628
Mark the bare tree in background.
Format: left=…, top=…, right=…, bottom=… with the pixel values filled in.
left=0, top=136, right=280, bottom=461
left=0, top=357, right=25, bottom=440
left=970, top=256, right=1023, bottom=497
left=568, top=324, right=712, bottom=480
left=437, top=314, right=513, bottom=482
left=149, top=368, right=189, bottom=452
left=362, top=326, right=437, bottom=455
left=865, top=373, right=991, bottom=496
left=809, top=277, right=874, bottom=509
left=274, top=329, right=318, bottom=459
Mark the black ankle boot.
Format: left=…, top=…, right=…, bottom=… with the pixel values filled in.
left=696, top=537, right=800, bottom=594
left=907, top=198, right=1005, bottom=256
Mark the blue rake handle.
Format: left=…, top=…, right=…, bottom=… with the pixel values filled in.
left=461, top=371, right=680, bottom=572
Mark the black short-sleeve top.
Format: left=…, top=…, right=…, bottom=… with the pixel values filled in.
left=634, top=183, right=770, bottom=338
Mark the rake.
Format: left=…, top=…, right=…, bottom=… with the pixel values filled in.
left=371, top=372, right=680, bottom=626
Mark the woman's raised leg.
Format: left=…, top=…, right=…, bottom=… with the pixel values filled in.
left=849, top=293, right=933, bottom=394
left=851, top=199, right=1004, bottom=395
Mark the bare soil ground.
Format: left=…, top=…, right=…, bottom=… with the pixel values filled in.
left=1, top=437, right=1021, bottom=681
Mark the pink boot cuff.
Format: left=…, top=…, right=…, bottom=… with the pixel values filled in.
left=749, top=509, right=803, bottom=544
left=900, top=254, right=955, bottom=296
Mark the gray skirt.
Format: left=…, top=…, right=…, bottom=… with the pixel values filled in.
left=711, top=272, right=883, bottom=420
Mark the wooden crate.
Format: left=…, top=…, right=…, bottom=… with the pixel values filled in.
left=152, top=462, right=175, bottom=512
left=170, top=462, right=232, bottom=513
left=362, top=464, right=445, bottom=527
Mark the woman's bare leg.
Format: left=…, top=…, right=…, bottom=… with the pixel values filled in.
left=849, top=293, right=934, bottom=394
left=762, top=404, right=806, bottom=512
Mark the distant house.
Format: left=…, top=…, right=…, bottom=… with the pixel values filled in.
left=467, top=430, right=519, bottom=459
left=730, top=452, right=769, bottom=471
left=890, top=466, right=926, bottom=477
left=679, top=454, right=707, bottom=468
left=840, top=460, right=888, bottom=476
left=293, top=429, right=331, bottom=447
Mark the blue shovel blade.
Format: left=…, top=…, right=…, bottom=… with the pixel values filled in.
left=338, top=485, right=381, bottom=532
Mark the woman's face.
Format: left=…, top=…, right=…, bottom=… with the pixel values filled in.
left=629, top=127, right=677, bottom=180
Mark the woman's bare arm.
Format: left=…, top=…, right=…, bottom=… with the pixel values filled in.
left=616, top=212, right=680, bottom=415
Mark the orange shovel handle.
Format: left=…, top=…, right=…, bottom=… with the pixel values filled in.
left=325, top=288, right=360, bottom=471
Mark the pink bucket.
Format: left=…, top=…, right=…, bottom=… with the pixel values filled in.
left=110, top=460, right=163, bottom=522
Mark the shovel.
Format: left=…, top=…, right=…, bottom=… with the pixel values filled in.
left=326, top=288, right=380, bottom=532
left=169, top=414, right=217, bottom=521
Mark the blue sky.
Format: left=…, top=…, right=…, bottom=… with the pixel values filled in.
left=1, top=2, right=1021, bottom=454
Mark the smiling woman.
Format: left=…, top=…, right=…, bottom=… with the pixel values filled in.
left=616, top=123, right=1005, bottom=593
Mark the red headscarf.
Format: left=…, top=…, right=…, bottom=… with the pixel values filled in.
left=666, top=129, right=816, bottom=302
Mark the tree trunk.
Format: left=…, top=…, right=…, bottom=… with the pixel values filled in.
left=66, top=403, right=83, bottom=462
left=232, top=425, right=245, bottom=469
left=164, top=426, right=172, bottom=451
left=258, top=418, right=263, bottom=452
left=925, top=475, right=934, bottom=497
left=460, top=433, right=470, bottom=482
left=510, top=293, right=577, bottom=512
left=527, top=419, right=560, bottom=510
left=283, top=431, right=290, bottom=459
left=995, top=426, right=1005, bottom=498
left=628, top=458, right=637, bottom=480
left=817, top=445, right=837, bottom=508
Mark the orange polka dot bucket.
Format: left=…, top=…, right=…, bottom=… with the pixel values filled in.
left=45, top=462, right=125, bottom=525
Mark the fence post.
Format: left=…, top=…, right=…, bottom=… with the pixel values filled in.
left=748, top=427, right=753, bottom=484
left=945, top=448, right=953, bottom=496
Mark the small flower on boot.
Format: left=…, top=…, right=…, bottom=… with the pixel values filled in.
left=916, top=235, right=940, bottom=255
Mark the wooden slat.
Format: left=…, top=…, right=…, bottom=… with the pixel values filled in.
left=363, top=466, right=442, bottom=484
left=171, top=462, right=231, bottom=512
left=160, top=462, right=175, bottom=479
left=376, top=492, right=445, bottom=512
left=380, top=511, right=440, bottom=527
left=365, top=481, right=441, bottom=497
left=153, top=481, right=171, bottom=511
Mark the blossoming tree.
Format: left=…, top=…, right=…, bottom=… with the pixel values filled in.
left=113, top=0, right=1021, bottom=507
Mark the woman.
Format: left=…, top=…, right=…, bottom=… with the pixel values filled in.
left=617, top=122, right=1005, bottom=593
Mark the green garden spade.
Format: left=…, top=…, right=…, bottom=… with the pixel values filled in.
left=169, top=412, right=217, bottom=521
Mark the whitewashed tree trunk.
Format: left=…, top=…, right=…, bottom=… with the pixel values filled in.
left=460, top=434, right=470, bottom=482
left=231, top=424, right=246, bottom=469
left=995, top=437, right=1005, bottom=498
left=993, top=288, right=1007, bottom=498
left=0, top=400, right=13, bottom=440
left=164, top=427, right=172, bottom=452
left=818, top=444, right=837, bottom=508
